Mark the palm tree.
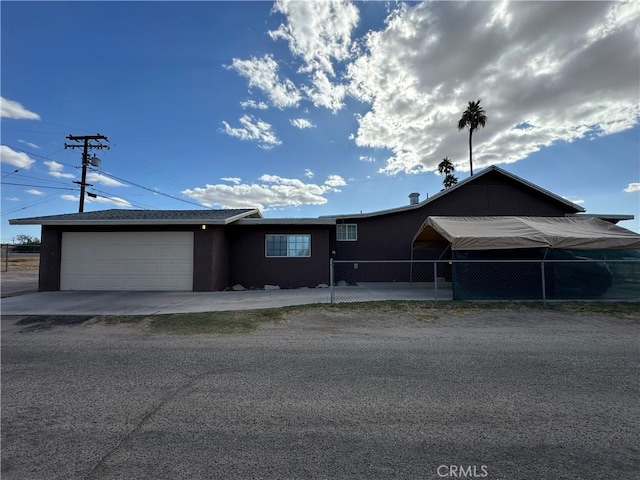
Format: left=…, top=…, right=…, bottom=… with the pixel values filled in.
left=438, top=157, right=458, bottom=190
left=457, top=99, right=487, bottom=176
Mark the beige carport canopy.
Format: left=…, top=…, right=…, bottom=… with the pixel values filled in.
left=412, top=216, right=640, bottom=251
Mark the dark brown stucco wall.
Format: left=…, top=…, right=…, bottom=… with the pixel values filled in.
left=333, top=170, right=579, bottom=261
left=193, top=228, right=214, bottom=291
left=39, top=226, right=62, bottom=291
left=227, top=225, right=330, bottom=288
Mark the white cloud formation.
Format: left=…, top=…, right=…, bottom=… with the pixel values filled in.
left=182, top=174, right=347, bottom=210
left=221, top=115, right=282, bottom=149
left=0, top=97, right=40, bottom=120
left=44, top=160, right=75, bottom=179
left=86, top=172, right=126, bottom=187
left=5, top=197, right=20, bottom=202
left=18, top=139, right=39, bottom=149
left=304, top=169, right=314, bottom=178
left=227, top=55, right=301, bottom=109
left=562, top=196, right=585, bottom=205
left=269, top=0, right=359, bottom=76
left=624, top=183, right=640, bottom=193
left=359, top=155, right=375, bottom=163
left=221, top=177, right=242, bottom=184
left=240, top=99, right=269, bottom=110
left=0, top=145, right=35, bottom=169
left=290, top=118, right=315, bottom=129
left=25, top=189, right=44, bottom=196
left=61, top=194, right=132, bottom=208
left=345, top=1, right=640, bottom=175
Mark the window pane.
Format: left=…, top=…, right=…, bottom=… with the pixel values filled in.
left=266, top=234, right=310, bottom=257
left=337, top=224, right=356, bottom=241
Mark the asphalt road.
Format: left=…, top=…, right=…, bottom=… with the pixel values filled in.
left=1, top=310, right=638, bottom=480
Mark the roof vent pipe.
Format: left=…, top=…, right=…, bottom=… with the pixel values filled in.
left=409, top=192, right=420, bottom=205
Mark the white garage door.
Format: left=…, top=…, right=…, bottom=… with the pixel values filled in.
left=61, top=231, right=194, bottom=291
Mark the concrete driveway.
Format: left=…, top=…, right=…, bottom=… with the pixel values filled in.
left=0, top=289, right=333, bottom=315
left=0, top=284, right=453, bottom=315
left=2, top=311, right=638, bottom=479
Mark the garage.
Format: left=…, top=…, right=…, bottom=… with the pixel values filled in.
left=60, top=231, right=194, bottom=291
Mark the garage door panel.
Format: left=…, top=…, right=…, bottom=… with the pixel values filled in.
left=61, top=232, right=194, bottom=291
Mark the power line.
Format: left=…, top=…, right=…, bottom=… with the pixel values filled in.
left=5, top=143, right=204, bottom=209
left=95, top=171, right=207, bottom=208
left=1, top=182, right=76, bottom=190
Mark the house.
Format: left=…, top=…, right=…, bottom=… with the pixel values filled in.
left=9, top=166, right=636, bottom=293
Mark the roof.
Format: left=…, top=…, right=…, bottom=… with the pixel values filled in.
left=235, top=218, right=335, bottom=226
left=413, top=216, right=640, bottom=251
left=9, top=209, right=262, bottom=226
left=322, top=165, right=586, bottom=219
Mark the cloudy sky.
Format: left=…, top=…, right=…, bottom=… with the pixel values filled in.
left=2, top=0, right=639, bottom=241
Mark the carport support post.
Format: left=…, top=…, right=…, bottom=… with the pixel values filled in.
left=433, top=261, right=438, bottom=304
left=329, top=258, right=335, bottom=304
left=541, top=261, right=547, bottom=305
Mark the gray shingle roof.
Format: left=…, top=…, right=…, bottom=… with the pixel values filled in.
left=9, top=209, right=261, bottom=225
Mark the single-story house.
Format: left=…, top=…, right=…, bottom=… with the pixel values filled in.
left=9, top=165, right=637, bottom=292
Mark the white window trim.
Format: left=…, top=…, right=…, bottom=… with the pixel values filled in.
left=265, top=234, right=311, bottom=258
left=337, top=224, right=357, bottom=241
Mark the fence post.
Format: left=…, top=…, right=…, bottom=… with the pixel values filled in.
left=541, top=260, right=546, bottom=306
left=329, top=258, right=335, bottom=304
left=433, top=261, right=438, bottom=304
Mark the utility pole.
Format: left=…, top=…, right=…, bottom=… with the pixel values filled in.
left=64, top=134, right=110, bottom=213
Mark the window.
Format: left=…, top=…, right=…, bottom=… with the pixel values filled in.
left=265, top=234, right=311, bottom=257
left=337, top=224, right=357, bottom=241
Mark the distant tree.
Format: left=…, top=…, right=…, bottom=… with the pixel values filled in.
left=15, top=234, right=39, bottom=245
left=457, top=99, right=487, bottom=176
left=438, top=157, right=458, bottom=190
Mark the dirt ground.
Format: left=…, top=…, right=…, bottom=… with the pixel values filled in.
left=1, top=262, right=39, bottom=298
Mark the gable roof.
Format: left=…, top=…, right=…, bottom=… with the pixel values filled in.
left=322, top=165, right=586, bottom=219
left=9, top=208, right=262, bottom=226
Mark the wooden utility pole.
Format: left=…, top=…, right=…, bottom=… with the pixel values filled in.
left=64, top=134, right=110, bottom=212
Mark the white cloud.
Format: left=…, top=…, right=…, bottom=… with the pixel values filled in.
left=359, top=155, right=375, bottom=162
left=182, top=174, right=347, bottom=210
left=624, top=183, right=640, bottom=193
left=227, top=55, right=301, bottom=109
left=290, top=118, right=315, bottom=129
left=221, top=177, right=242, bottom=184
left=302, top=69, right=347, bottom=113
left=0, top=97, right=40, bottom=120
left=5, top=197, right=20, bottom=202
left=304, top=169, right=314, bottom=178
left=18, top=139, right=39, bottom=149
left=221, top=115, right=282, bottom=149
left=345, top=1, right=640, bottom=175
left=240, top=99, right=269, bottom=110
left=269, top=0, right=359, bottom=76
left=562, top=196, right=585, bottom=205
left=324, top=174, right=347, bottom=189
left=0, top=145, right=35, bottom=169
left=61, top=194, right=132, bottom=208
left=25, top=189, right=44, bottom=196
left=86, top=172, right=126, bottom=187
left=44, top=160, right=75, bottom=179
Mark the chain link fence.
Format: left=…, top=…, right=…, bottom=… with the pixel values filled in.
left=330, top=259, right=640, bottom=303
left=1, top=244, right=40, bottom=272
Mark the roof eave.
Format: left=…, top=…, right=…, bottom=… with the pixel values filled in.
left=235, top=218, right=336, bottom=225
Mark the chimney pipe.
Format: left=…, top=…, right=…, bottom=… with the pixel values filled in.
left=409, top=192, right=420, bottom=205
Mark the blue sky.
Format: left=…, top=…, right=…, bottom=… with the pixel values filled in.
left=2, top=0, right=639, bottom=242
